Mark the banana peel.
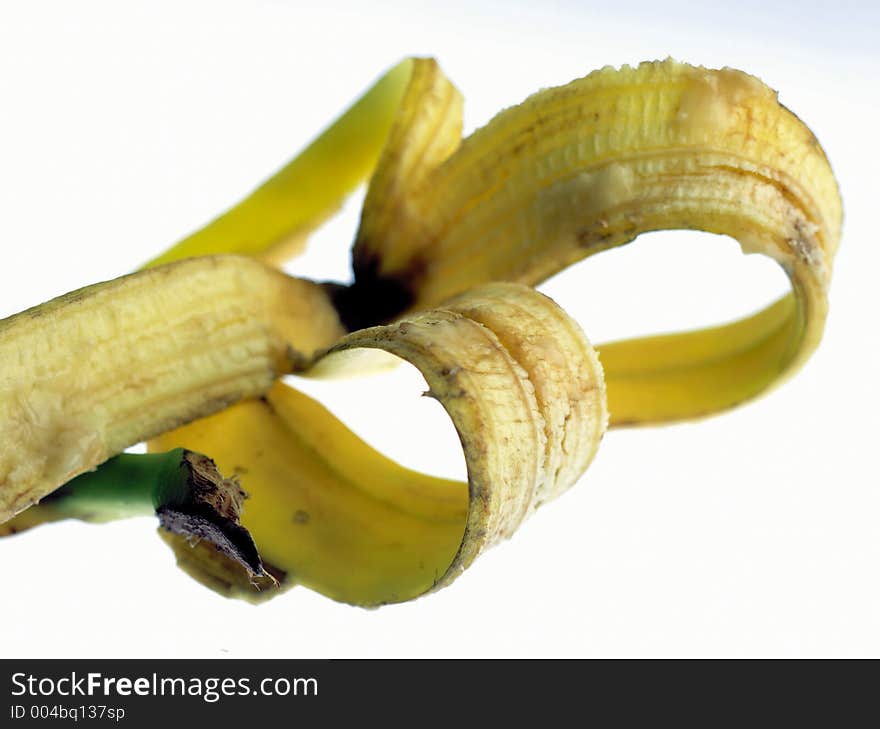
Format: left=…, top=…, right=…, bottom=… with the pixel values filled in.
left=0, top=58, right=841, bottom=607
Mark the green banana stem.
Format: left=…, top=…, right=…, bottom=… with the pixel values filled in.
left=1, top=449, right=264, bottom=579
left=46, top=452, right=175, bottom=520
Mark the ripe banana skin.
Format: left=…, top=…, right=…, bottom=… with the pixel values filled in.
left=0, top=256, right=343, bottom=522
left=0, top=57, right=842, bottom=607
left=153, top=283, right=606, bottom=605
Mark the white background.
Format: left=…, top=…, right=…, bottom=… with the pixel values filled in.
left=1, top=0, right=878, bottom=657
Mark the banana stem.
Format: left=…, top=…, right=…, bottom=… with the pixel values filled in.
left=0, top=453, right=170, bottom=535
left=40, top=448, right=192, bottom=523
left=1, top=449, right=265, bottom=579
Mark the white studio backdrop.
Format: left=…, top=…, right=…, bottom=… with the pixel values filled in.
left=0, top=0, right=878, bottom=657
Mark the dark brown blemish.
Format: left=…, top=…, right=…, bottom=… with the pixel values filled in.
left=576, top=222, right=638, bottom=251
left=285, top=344, right=309, bottom=372
left=577, top=227, right=613, bottom=248
left=293, top=509, right=310, bottom=525
left=324, top=251, right=424, bottom=332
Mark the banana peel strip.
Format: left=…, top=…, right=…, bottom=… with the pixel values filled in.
left=153, top=283, right=606, bottom=605
left=0, top=58, right=841, bottom=607
left=145, top=59, right=416, bottom=268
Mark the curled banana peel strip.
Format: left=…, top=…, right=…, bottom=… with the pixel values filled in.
left=153, top=283, right=606, bottom=605
left=0, top=58, right=841, bottom=606
left=340, top=58, right=841, bottom=424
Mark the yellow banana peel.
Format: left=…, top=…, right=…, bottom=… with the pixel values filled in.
left=0, top=58, right=841, bottom=607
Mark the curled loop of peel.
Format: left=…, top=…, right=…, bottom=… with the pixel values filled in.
left=342, top=58, right=842, bottom=424
left=153, top=283, right=607, bottom=606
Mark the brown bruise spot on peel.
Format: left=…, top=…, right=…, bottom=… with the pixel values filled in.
left=293, top=509, right=310, bottom=525
left=157, top=451, right=269, bottom=582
